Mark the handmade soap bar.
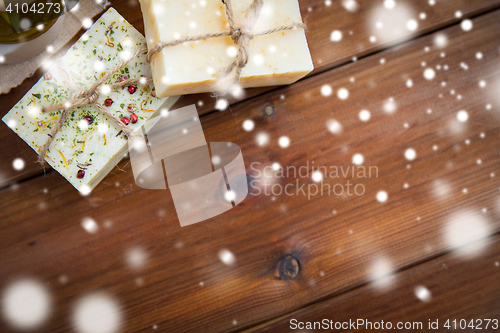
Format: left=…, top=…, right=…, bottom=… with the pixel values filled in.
left=2, top=8, right=178, bottom=193
left=139, top=0, right=314, bottom=96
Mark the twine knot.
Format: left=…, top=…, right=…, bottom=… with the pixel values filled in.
left=37, top=46, right=148, bottom=165
left=37, top=0, right=307, bottom=167
left=72, top=89, right=100, bottom=104
left=231, top=28, right=242, bottom=43
left=147, top=0, right=306, bottom=89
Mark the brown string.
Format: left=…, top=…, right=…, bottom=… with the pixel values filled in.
left=38, top=0, right=306, bottom=165
left=147, top=0, right=306, bottom=86
left=38, top=46, right=149, bottom=164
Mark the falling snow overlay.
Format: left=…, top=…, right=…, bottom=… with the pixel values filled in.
left=1, top=0, right=500, bottom=332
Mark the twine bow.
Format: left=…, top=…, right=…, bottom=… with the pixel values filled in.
left=38, top=46, right=151, bottom=164
left=147, top=0, right=306, bottom=86
left=38, top=0, right=306, bottom=165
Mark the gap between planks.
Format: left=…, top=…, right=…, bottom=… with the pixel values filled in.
left=241, top=230, right=500, bottom=333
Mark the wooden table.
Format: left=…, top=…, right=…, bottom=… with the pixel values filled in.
left=1, top=0, right=500, bottom=332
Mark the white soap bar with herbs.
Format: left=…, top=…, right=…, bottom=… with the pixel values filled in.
left=2, top=7, right=179, bottom=193
left=139, top=0, right=314, bottom=96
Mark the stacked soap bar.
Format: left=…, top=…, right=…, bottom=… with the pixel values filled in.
left=2, top=7, right=178, bottom=193
left=139, top=0, right=314, bottom=96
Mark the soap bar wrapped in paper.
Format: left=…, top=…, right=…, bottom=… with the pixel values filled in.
left=139, top=0, right=314, bottom=96
left=2, top=8, right=179, bottom=193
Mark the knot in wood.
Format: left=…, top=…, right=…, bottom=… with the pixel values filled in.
left=279, top=254, right=300, bottom=280
left=263, top=104, right=275, bottom=117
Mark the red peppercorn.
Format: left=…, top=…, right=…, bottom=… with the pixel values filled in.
left=130, top=113, right=138, bottom=124
left=84, top=116, right=93, bottom=124
left=77, top=170, right=85, bottom=179
left=127, top=85, right=137, bottom=94
left=104, top=98, right=113, bottom=107
left=121, top=117, right=130, bottom=125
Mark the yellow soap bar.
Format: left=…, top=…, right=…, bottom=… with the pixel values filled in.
left=139, top=0, right=314, bottom=96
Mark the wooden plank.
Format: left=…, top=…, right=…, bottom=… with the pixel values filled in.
left=1, top=0, right=500, bottom=187
left=1, top=7, right=500, bottom=333
left=248, top=234, right=500, bottom=332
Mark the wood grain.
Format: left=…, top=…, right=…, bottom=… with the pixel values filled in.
left=1, top=0, right=500, bottom=187
left=249, top=233, right=500, bottom=332
left=1, top=7, right=500, bottom=332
